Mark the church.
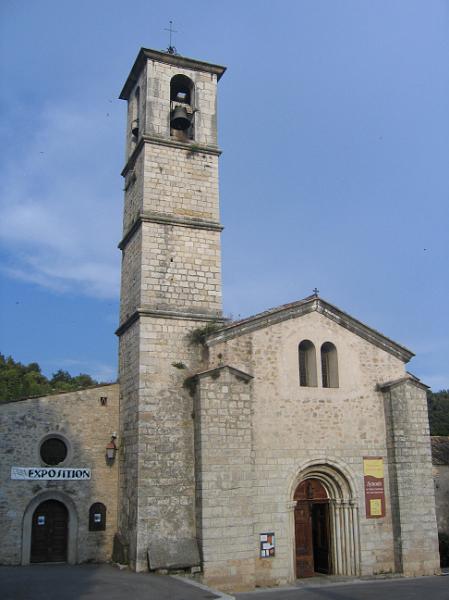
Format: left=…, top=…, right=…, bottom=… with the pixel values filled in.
left=0, top=47, right=440, bottom=592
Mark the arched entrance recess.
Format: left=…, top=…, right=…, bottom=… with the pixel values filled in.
left=21, top=491, right=78, bottom=565
left=31, top=500, right=68, bottom=563
left=292, top=462, right=360, bottom=578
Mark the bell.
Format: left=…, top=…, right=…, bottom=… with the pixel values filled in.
left=170, top=106, right=192, bottom=131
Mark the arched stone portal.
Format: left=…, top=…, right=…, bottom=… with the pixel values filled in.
left=21, top=491, right=78, bottom=565
left=31, top=500, right=68, bottom=563
left=290, top=461, right=360, bottom=578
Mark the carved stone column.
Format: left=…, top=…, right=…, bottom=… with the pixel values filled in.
left=350, top=500, right=360, bottom=575
left=342, top=501, right=352, bottom=574
left=333, top=500, right=343, bottom=575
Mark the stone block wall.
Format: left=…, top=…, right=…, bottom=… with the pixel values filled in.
left=193, top=366, right=255, bottom=592
left=122, top=149, right=145, bottom=234
left=118, top=315, right=208, bottom=571
left=117, top=322, right=141, bottom=565
left=119, top=226, right=142, bottom=323
left=140, top=221, right=221, bottom=315
left=0, top=384, right=119, bottom=565
left=382, top=378, right=440, bottom=576
left=142, top=144, right=219, bottom=220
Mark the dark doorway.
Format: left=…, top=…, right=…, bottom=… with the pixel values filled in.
left=312, top=502, right=330, bottom=573
left=294, top=479, right=331, bottom=578
left=31, top=500, right=68, bottom=563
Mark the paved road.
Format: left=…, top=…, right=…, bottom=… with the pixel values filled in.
left=0, top=564, right=220, bottom=600
left=2, top=566, right=448, bottom=600
left=236, top=576, right=449, bottom=600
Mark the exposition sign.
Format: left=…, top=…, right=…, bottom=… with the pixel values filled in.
left=363, top=457, right=385, bottom=518
left=11, top=467, right=91, bottom=481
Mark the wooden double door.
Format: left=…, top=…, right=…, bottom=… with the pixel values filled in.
left=31, top=500, right=68, bottom=563
left=294, top=479, right=331, bottom=578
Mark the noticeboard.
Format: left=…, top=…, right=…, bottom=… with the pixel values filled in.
left=363, top=457, right=386, bottom=518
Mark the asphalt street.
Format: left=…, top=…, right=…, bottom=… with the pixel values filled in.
left=1, top=565, right=448, bottom=600
left=0, top=564, right=220, bottom=600
left=236, top=575, right=449, bottom=600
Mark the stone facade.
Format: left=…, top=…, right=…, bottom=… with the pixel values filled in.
left=189, top=300, right=440, bottom=590
left=0, top=384, right=119, bottom=565
left=114, top=47, right=440, bottom=590
left=0, top=46, right=441, bottom=592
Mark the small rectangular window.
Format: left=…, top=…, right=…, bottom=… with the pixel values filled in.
left=89, top=503, right=106, bottom=531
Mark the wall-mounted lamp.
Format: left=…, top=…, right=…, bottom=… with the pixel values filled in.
left=106, top=433, right=117, bottom=461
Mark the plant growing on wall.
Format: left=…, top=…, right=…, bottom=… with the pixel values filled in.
left=186, top=322, right=221, bottom=346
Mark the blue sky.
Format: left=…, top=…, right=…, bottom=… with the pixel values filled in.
left=0, top=0, right=448, bottom=390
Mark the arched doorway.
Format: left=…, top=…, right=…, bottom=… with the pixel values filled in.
left=30, top=500, right=68, bottom=563
left=291, top=462, right=360, bottom=579
left=294, top=479, right=330, bottom=577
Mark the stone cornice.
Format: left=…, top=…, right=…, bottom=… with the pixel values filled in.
left=206, top=296, right=414, bottom=363
left=185, top=365, right=254, bottom=392
left=120, top=47, right=226, bottom=100
left=118, top=211, right=223, bottom=250
left=121, top=135, right=221, bottom=177
left=378, top=375, right=429, bottom=392
left=187, top=364, right=253, bottom=384
left=116, top=307, right=224, bottom=337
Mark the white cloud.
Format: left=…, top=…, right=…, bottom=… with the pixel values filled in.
left=0, top=101, right=123, bottom=299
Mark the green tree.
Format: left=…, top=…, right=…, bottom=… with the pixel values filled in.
left=0, top=354, right=104, bottom=403
left=427, top=390, right=449, bottom=436
left=50, top=369, right=73, bottom=384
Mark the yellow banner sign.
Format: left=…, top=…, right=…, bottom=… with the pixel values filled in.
left=363, top=458, right=384, bottom=479
left=363, top=457, right=386, bottom=518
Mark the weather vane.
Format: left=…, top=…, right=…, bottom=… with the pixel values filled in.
left=164, top=20, right=178, bottom=55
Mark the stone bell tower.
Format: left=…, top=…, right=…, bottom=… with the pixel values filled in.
left=116, top=48, right=226, bottom=571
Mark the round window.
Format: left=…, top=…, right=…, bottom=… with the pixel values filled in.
left=40, top=437, right=68, bottom=465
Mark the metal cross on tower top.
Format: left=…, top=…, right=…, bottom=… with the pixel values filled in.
left=313, top=288, right=320, bottom=296
left=164, top=20, right=178, bottom=55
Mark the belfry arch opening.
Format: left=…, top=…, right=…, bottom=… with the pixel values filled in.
left=170, top=74, right=193, bottom=105
left=292, top=464, right=360, bottom=578
left=170, top=74, right=195, bottom=140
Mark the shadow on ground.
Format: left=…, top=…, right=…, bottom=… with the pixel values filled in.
left=0, top=564, right=219, bottom=600
left=236, top=574, right=449, bottom=600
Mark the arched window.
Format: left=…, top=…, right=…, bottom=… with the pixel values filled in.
left=321, top=342, right=339, bottom=388
left=298, top=340, right=317, bottom=387
left=131, top=86, right=140, bottom=137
